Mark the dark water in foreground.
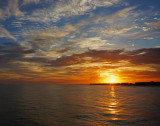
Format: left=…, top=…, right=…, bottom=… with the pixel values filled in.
left=0, top=85, right=160, bottom=126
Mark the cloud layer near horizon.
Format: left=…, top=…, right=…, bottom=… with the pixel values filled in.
left=0, top=41, right=160, bottom=83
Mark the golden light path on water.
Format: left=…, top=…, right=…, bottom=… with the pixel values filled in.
left=97, top=85, right=120, bottom=121
left=109, top=86, right=118, bottom=120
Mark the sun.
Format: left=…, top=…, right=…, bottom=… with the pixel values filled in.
left=109, top=78, right=116, bottom=83
left=108, top=75, right=117, bottom=83
left=100, top=72, right=120, bottom=83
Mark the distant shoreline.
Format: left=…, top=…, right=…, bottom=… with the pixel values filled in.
left=90, top=82, right=160, bottom=86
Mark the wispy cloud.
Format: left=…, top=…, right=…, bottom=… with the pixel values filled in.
left=131, top=21, right=160, bottom=39
left=22, top=23, right=80, bottom=50
left=0, top=0, right=24, bottom=20
left=19, top=0, right=123, bottom=22
left=106, top=6, right=137, bottom=23
left=72, top=37, right=108, bottom=49
left=22, top=0, right=40, bottom=5
left=146, top=22, right=160, bottom=26
left=0, top=25, right=16, bottom=40
left=102, top=26, right=137, bottom=37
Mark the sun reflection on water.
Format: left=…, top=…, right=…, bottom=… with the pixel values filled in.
left=108, top=86, right=118, bottom=120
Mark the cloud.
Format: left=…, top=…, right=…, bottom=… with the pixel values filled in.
left=1, top=45, right=160, bottom=83
left=80, top=6, right=140, bottom=42
left=0, top=0, right=24, bottom=20
left=0, top=9, right=4, bottom=19
left=0, top=41, right=42, bottom=78
left=128, top=48, right=160, bottom=64
left=146, top=22, right=160, bottom=26
left=73, top=37, right=108, bottom=49
left=0, top=25, right=16, bottom=40
left=142, top=27, right=150, bottom=31
left=0, top=41, right=36, bottom=77
left=130, top=22, right=160, bottom=39
left=18, top=23, right=84, bottom=60
left=102, top=26, right=137, bottom=37
left=106, top=6, right=137, bottom=23
left=146, top=22, right=160, bottom=32
left=63, top=23, right=81, bottom=32
left=45, top=49, right=124, bottom=67
left=45, top=48, right=160, bottom=67
left=22, top=0, right=40, bottom=5
left=19, top=0, right=123, bottom=22
left=143, top=37, right=153, bottom=40
left=0, top=42, right=35, bottom=60
left=116, top=65, right=157, bottom=72
left=130, top=33, right=150, bottom=39
left=23, top=27, right=69, bottom=48
left=55, top=47, right=73, bottom=53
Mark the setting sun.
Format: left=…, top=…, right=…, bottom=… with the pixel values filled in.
left=109, top=78, right=116, bottom=83
left=100, top=72, right=120, bottom=83
left=108, top=75, right=118, bottom=83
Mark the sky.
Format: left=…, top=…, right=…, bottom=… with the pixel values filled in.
left=0, top=0, right=160, bottom=84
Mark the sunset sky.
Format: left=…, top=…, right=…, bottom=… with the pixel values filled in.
left=0, top=0, right=160, bottom=84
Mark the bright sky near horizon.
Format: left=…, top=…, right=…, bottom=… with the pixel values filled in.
left=0, top=0, right=160, bottom=84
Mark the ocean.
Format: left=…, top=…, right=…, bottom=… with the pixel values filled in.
left=0, top=85, right=160, bottom=126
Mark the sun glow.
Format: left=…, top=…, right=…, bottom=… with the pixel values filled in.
left=100, top=72, right=120, bottom=83
left=108, top=75, right=117, bottom=83
left=109, top=78, right=116, bottom=83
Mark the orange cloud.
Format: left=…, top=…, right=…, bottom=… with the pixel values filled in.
left=146, top=22, right=160, bottom=26
left=1, top=46, right=160, bottom=84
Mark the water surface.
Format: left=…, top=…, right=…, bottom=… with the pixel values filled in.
left=0, top=85, right=160, bottom=126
